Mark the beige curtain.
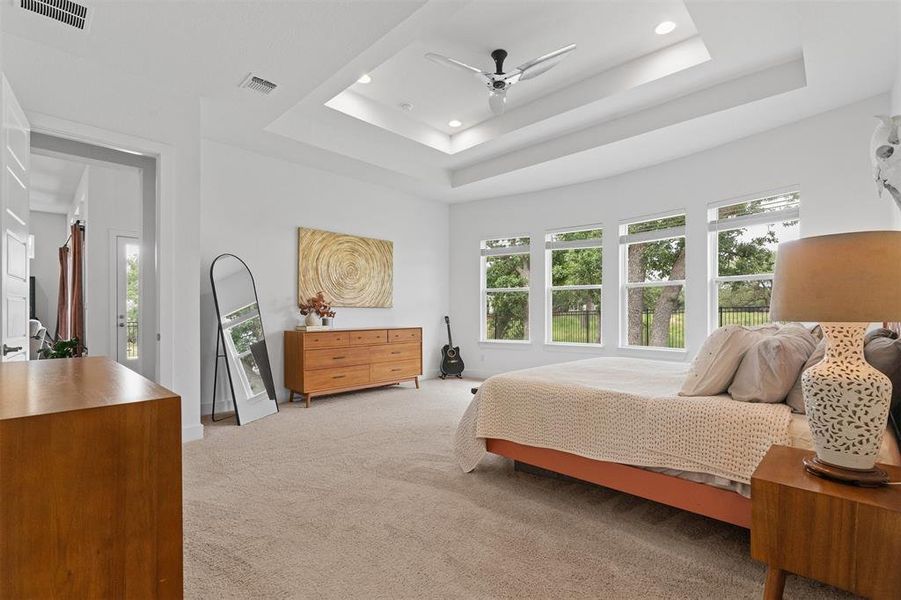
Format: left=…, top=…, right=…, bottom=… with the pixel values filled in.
left=69, top=223, right=85, bottom=355
left=55, top=245, right=69, bottom=341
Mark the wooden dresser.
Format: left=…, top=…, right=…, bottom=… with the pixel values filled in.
left=0, top=357, right=183, bottom=599
left=284, top=327, right=422, bottom=407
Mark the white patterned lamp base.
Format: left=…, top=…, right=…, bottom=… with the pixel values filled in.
left=802, top=323, right=892, bottom=476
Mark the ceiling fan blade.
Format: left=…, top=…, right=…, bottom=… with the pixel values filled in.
left=425, top=52, right=484, bottom=76
left=488, top=89, right=507, bottom=115
left=515, top=43, right=576, bottom=81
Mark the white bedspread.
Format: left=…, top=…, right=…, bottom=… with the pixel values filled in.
left=455, top=357, right=793, bottom=485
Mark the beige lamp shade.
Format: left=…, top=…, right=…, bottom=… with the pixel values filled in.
left=770, top=230, right=901, bottom=322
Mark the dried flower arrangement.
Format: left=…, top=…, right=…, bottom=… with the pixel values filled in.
left=299, top=291, right=336, bottom=318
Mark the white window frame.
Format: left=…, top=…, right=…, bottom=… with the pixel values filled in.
left=544, top=225, right=603, bottom=346
left=708, top=188, right=800, bottom=332
left=619, top=211, right=687, bottom=351
left=480, top=236, right=531, bottom=343
left=221, top=301, right=264, bottom=399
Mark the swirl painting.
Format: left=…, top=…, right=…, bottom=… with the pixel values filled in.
left=298, top=228, right=393, bottom=308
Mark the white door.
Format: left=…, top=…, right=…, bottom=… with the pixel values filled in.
left=114, top=235, right=141, bottom=372
left=1, top=76, right=30, bottom=363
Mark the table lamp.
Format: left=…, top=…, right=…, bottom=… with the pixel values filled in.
left=770, top=230, right=901, bottom=485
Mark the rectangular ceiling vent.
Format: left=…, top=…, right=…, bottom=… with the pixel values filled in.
left=20, top=0, right=89, bottom=30
left=240, top=74, right=277, bottom=96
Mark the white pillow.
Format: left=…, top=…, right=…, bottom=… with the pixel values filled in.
left=679, top=324, right=779, bottom=396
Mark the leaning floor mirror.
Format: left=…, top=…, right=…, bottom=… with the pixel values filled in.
left=210, top=253, right=278, bottom=425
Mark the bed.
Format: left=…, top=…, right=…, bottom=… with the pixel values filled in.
left=455, top=355, right=901, bottom=529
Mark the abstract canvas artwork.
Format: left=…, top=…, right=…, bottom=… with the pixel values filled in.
left=297, top=228, right=393, bottom=308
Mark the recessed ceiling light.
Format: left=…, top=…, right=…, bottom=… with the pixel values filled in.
left=448, top=119, right=462, bottom=128
left=400, top=102, right=414, bottom=112
left=655, top=21, right=676, bottom=35
left=357, top=74, right=372, bottom=84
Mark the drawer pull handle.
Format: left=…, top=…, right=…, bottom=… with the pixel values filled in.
left=391, top=351, right=400, bottom=355
left=391, top=368, right=401, bottom=372
left=333, top=375, right=346, bottom=379
left=333, top=356, right=346, bottom=360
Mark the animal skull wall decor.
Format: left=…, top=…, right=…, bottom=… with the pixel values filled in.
left=872, top=115, right=901, bottom=212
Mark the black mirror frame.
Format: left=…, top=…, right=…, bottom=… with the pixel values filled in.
left=209, top=253, right=278, bottom=425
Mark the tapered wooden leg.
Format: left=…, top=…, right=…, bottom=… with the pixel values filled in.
left=414, top=377, right=420, bottom=389
left=763, top=567, right=785, bottom=600
left=305, top=394, right=311, bottom=409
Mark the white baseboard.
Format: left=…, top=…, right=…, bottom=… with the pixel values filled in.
left=182, top=422, right=204, bottom=443
left=457, top=369, right=492, bottom=381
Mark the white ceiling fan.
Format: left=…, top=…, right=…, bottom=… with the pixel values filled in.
left=425, top=44, right=577, bottom=116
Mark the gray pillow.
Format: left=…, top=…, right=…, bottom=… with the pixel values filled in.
left=864, top=333, right=901, bottom=412
left=729, top=326, right=817, bottom=404
left=786, top=339, right=825, bottom=413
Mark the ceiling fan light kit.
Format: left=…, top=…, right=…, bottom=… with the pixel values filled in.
left=424, top=43, right=577, bottom=115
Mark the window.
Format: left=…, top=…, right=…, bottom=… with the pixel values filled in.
left=710, top=190, right=800, bottom=330
left=545, top=228, right=602, bottom=344
left=222, top=302, right=267, bottom=397
left=481, top=236, right=530, bottom=341
left=620, top=214, right=686, bottom=349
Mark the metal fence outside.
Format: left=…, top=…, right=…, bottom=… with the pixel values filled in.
left=497, top=305, right=773, bottom=346
left=550, top=305, right=772, bottom=347
left=551, top=309, right=601, bottom=344
left=127, top=322, right=138, bottom=359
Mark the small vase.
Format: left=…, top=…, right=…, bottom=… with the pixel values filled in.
left=304, top=312, right=318, bottom=327
left=322, top=317, right=333, bottom=328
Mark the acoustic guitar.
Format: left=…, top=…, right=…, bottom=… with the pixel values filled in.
left=440, top=315, right=464, bottom=379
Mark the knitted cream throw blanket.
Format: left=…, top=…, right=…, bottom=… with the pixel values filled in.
left=455, top=357, right=792, bottom=485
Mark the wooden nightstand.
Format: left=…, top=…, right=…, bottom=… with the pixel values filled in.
left=751, top=445, right=901, bottom=600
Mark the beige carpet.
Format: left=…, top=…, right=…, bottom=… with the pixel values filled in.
left=183, top=378, right=850, bottom=599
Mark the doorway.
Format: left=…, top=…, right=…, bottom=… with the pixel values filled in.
left=29, top=133, right=157, bottom=379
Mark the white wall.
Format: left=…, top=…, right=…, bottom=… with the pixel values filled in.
left=68, top=166, right=88, bottom=227
left=893, top=3, right=901, bottom=114
left=83, top=164, right=142, bottom=359
left=449, top=94, right=900, bottom=379
left=4, top=33, right=203, bottom=440
left=199, top=140, right=449, bottom=413
left=28, top=210, right=67, bottom=329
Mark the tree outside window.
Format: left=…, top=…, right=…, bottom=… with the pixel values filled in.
left=622, top=215, right=686, bottom=348
left=711, top=191, right=800, bottom=329
left=546, top=228, right=602, bottom=344
left=482, top=237, right=530, bottom=341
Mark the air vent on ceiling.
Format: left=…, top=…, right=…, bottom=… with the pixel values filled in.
left=240, top=74, right=277, bottom=96
left=20, top=0, right=89, bottom=30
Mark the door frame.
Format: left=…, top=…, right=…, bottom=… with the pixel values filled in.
left=24, top=113, right=194, bottom=437
left=108, top=229, right=141, bottom=371
left=1, top=76, right=30, bottom=363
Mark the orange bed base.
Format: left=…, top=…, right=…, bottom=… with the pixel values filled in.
left=486, top=438, right=752, bottom=529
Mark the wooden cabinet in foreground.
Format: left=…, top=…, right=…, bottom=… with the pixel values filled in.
left=284, top=327, right=422, bottom=407
left=751, top=445, right=901, bottom=600
left=0, top=357, right=183, bottom=599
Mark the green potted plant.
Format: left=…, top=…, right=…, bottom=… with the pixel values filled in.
left=38, top=337, right=82, bottom=359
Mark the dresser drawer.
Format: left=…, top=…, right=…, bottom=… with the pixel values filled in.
left=371, top=359, right=421, bottom=382
left=304, top=331, right=349, bottom=349
left=389, top=328, right=421, bottom=343
left=349, top=330, right=388, bottom=346
left=369, top=342, right=419, bottom=364
left=304, top=346, right=370, bottom=370
left=304, top=364, right=370, bottom=392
